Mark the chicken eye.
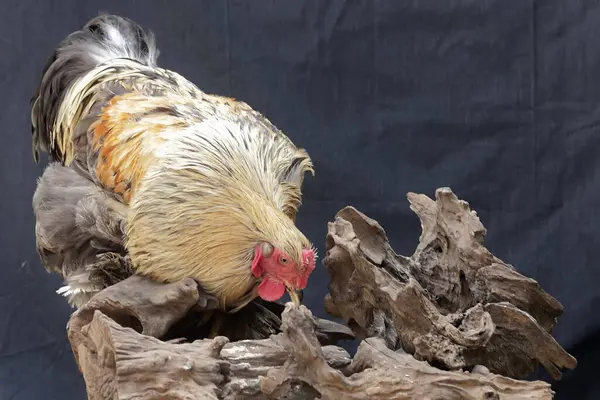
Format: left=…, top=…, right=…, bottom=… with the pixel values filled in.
left=280, top=256, right=288, bottom=264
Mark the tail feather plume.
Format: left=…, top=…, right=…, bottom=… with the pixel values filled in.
left=31, top=14, right=159, bottom=163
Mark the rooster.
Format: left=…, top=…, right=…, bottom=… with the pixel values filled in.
left=30, top=14, right=317, bottom=315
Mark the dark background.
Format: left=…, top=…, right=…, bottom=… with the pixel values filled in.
left=1, top=1, right=599, bottom=398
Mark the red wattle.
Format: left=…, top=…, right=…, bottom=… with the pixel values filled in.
left=257, top=278, right=286, bottom=301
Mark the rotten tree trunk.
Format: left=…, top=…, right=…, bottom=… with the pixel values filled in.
left=66, top=187, right=576, bottom=399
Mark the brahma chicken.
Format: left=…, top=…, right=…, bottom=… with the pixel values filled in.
left=30, top=14, right=317, bottom=317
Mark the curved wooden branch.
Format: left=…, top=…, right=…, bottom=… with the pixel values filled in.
left=323, top=187, right=577, bottom=380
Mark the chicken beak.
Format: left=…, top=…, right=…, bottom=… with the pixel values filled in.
left=286, top=285, right=301, bottom=307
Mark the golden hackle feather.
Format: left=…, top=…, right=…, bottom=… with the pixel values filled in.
left=125, top=114, right=315, bottom=309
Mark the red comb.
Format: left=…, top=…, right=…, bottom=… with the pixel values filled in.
left=302, top=247, right=316, bottom=273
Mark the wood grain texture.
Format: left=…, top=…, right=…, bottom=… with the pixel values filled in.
left=324, top=187, right=576, bottom=380
left=69, top=300, right=555, bottom=400
left=66, top=187, right=575, bottom=399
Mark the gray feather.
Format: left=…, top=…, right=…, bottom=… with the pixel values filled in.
left=33, top=163, right=132, bottom=307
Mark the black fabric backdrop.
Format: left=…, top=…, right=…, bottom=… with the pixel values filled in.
left=1, top=1, right=599, bottom=399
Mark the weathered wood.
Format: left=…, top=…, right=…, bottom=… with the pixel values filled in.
left=69, top=300, right=555, bottom=399
left=65, top=187, right=577, bottom=399
left=323, top=187, right=577, bottom=380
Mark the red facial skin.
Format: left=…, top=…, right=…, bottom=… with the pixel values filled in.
left=251, top=244, right=316, bottom=302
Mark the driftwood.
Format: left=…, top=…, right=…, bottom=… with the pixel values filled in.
left=68, top=289, right=555, bottom=399
left=323, top=188, right=577, bottom=380
left=66, top=187, right=576, bottom=399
